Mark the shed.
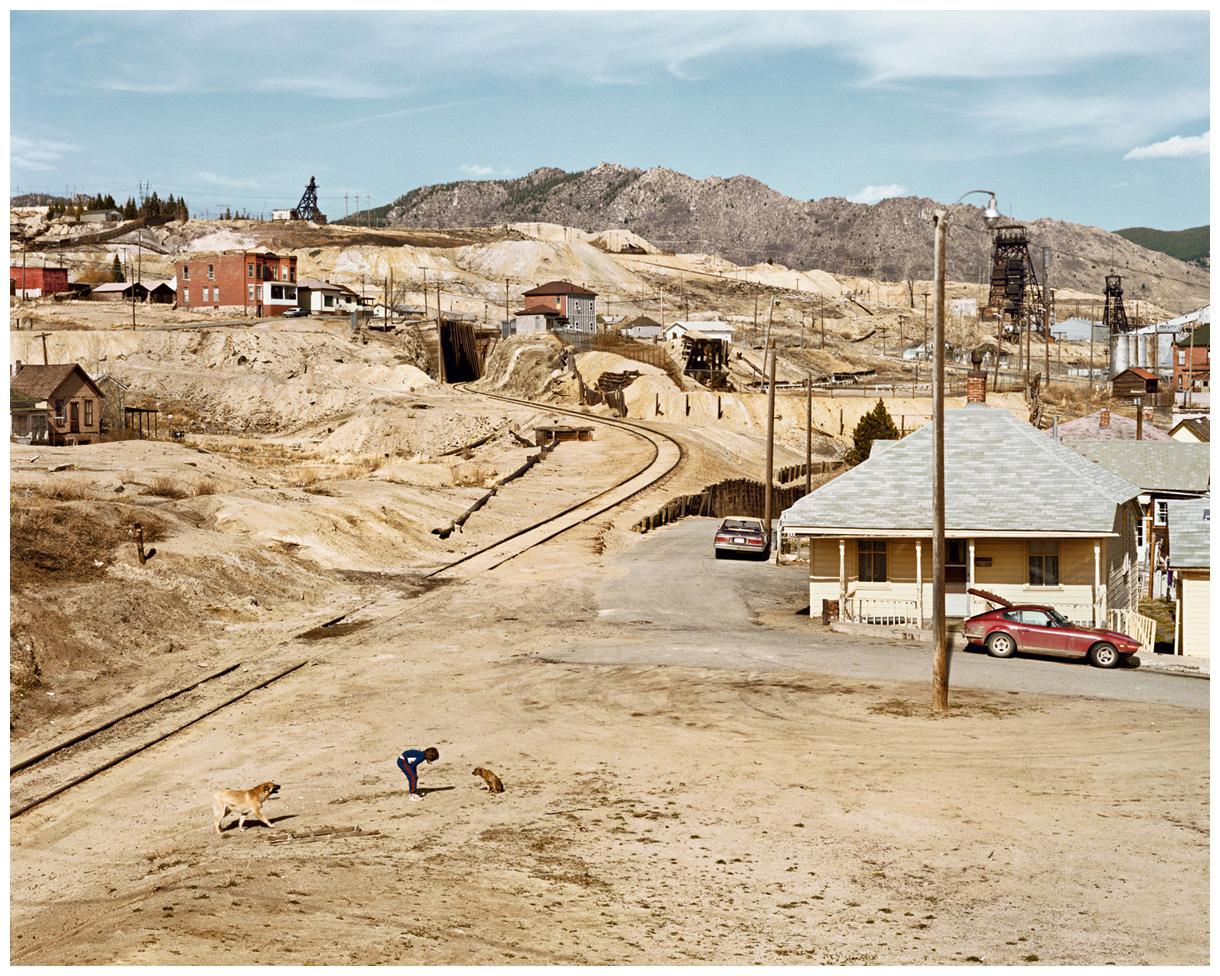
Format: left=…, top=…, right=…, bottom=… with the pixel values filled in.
left=1111, top=366, right=1158, bottom=398
left=1167, top=495, right=1210, bottom=657
left=89, top=281, right=150, bottom=302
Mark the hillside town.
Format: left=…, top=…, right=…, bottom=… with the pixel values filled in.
left=8, top=8, right=1211, bottom=969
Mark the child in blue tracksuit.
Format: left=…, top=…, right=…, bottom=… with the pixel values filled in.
left=396, top=746, right=439, bottom=801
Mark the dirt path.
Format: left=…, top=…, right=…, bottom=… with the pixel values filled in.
left=9, top=515, right=1209, bottom=965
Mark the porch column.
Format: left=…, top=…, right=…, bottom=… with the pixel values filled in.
left=838, top=539, right=847, bottom=622
left=967, top=538, right=976, bottom=619
left=915, top=540, right=924, bottom=629
left=1098, top=541, right=1107, bottom=624
left=808, top=538, right=815, bottom=624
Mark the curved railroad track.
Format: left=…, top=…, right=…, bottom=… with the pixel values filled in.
left=11, top=385, right=683, bottom=819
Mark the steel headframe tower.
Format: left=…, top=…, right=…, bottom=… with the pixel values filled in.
left=987, top=225, right=1046, bottom=341
left=291, top=176, right=324, bottom=222
left=1102, top=274, right=1130, bottom=334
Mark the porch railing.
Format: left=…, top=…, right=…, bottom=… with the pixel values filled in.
left=1107, top=608, right=1157, bottom=654
left=847, top=598, right=920, bottom=627
left=1055, top=604, right=1096, bottom=627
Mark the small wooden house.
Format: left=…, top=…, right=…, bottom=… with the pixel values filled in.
left=9, top=363, right=105, bottom=445
left=1111, top=366, right=1158, bottom=399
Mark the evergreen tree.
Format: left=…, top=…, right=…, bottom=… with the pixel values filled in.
left=223, top=206, right=232, bottom=220
left=111, top=254, right=125, bottom=283
left=122, top=197, right=137, bottom=219
left=177, top=198, right=189, bottom=221
left=843, top=399, right=901, bottom=466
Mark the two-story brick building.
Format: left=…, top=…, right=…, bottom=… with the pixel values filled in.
left=175, top=251, right=298, bottom=317
left=1173, top=322, right=1209, bottom=400
left=521, top=280, right=597, bottom=333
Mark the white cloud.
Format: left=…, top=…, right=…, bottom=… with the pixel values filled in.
left=1124, top=131, right=1210, bottom=160
left=460, top=164, right=510, bottom=177
left=195, top=171, right=259, bottom=189
left=11, top=135, right=77, bottom=171
left=848, top=184, right=909, bottom=205
left=252, top=75, right=402, bottom=99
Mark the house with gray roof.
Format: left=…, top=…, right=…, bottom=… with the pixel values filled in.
left=1166, top=495, right=1210, bottom=657
left=1054, top=408, right=1170, bottom=443
left=1069, top=440, right=1210, bottom=598
left=779, top=403, right=1142, bottom=628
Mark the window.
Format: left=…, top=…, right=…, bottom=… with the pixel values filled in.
left=272, top=266, right=279, bottom=280
left=207, top=264, right=214, bottom=280
left=248, top=284, right=255, bottom=301
left=213, top=287, right=220, bottom=303
left=1135, top=515, right=1144, bottom=549
left=285, top=286, right=296, bottom=300
left=84, top=399, right=93, bottom=426
left=1028, top=540, right=1060, bottom=586
left=324, top=295, right=334, bottom=307
left=201, top=287, right=208, bottom=302
left=858, top=540, right=887, bottom=582
left=271, top=285, right=284, bottom=300
left=1155, top=500, right=1168, bottom=526
left=54, top=398, right=64, bottom=421
left=182, top=265, right=190, bottom=280
left=183, top=288, right=189, bottom=303
left=248, top=263, right=254, bottom=278
left=288, top=266, right=295, bottom=282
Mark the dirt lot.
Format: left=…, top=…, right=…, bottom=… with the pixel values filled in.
left=9, top=501, right=1209, bottom=965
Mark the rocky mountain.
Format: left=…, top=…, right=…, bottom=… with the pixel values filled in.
left=382, top=163, right=1209, bottom=312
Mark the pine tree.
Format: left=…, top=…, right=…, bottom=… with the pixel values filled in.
left=111, top=254, right=125, bottom=283
left=843, top=399, right=901, bottom=466
left=123, top=197, right=137, bottom=219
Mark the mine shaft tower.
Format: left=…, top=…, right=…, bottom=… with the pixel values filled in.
left=291, top=176, right=326, bottom=223
left=987, top=225, right=1046, bottom=339
left=1102, top=274, right=1131, bottom=334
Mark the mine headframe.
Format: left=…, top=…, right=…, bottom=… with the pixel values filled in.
left=291, top=176, right=323, bottom=222
left=987, top=224, right=1046, bottom=338
left=1102, top=274, right=1131, bottom=335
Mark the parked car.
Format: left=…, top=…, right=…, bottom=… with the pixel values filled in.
left=963, top=603, right=1141, bottom=668
left=713, top=517, right=770, bottom=559
left=282, top=308, right=309, bottom=318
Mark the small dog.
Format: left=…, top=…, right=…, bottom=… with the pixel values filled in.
left=472, top=767, right=504, bottom=794
left=213, top=781, right=280, bottom=834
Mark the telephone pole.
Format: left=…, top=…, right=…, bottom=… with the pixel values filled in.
left=504, top=278, right=510, bottom=325
left=804, top=373, right=813, bottom=496
left=763, top=341, right=776, bottom=543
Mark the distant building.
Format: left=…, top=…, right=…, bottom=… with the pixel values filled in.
left=1167, top=495, right=1210, bottom=657
left=949, top=298, right=977, bottom=317
left=620, top=315, right=663, bottom=340
left=175, top=252, right=298, bottom=317
left=522, top=280, right=597, bottom=333
left=1050, top=317, right=1105, bottom=343
left=80, top=209, right=122, bottom=224
left=88, top=281, right=150, bottom=302
left=1173, top=322, right=1209, bottom=404
left=665, top=320, right=734, bottom=344
left=271, top=209, right=294, bottom=221
left=1110, top=366, right=1158, bottom=400
left=10, top=265, right=70, bottom=299
left=1168, top=416, right=1210, bottom=443
left=513, top=305, right=562, bottom=335
left=9, top=362, right=105, bottom=445
left=297, top=278, right=359, bottom=315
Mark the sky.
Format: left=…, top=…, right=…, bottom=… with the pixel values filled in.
left=9, top=9, right=1211, bottom=231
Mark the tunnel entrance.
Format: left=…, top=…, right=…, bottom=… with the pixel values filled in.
left=438, top=321, right=483, bottom=382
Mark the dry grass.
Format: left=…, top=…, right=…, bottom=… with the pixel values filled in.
left=22, top=480, right=96, bottom=501
left=147, top=474, right=190, bottom=499
left=191, top=478, right=218, bottom=497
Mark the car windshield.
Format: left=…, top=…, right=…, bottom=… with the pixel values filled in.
left=721, top=519, right=760, bottom=531
left=1046, top=608, right=1071, bottom=627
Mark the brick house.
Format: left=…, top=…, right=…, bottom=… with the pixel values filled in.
left=521, top=280, right=597, bottom=333
left=1173, top=323, right=1209, bottom=398
left=175, top=252, right=298, bottom=317
left=10, top=265, right=70, bottom=298
left=9, top=362, right=105, bottom=445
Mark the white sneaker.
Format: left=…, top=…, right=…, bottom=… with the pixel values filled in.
left=408, top=793, right=422, bottom=803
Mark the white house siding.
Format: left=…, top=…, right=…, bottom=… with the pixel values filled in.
left=1178, top=572, right=1211, bottom=657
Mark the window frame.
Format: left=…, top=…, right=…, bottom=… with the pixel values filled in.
left=207, top=264, right=214, bottom=280
left=857, top=539, right=888, bottom=583
left=1027, top=539, right=1060, bottom=587
left=84, top=399, right=93, bottom=426
left=1154, top=500, right=1169, bottom=526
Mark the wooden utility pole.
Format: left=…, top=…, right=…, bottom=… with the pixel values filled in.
left=931, top=211, right=949, bottom=715
left=804, top=374, right=813, bottom=496
left=504, top=278, right=510, bottom=324
left=1088, top=318, right=1096, bottom=390
left=435, top=284, right=446, bottom=383
left=753, top=293, right=759, bottom=335
left=35, top=332, right=50, bottom=365
left=763, top=341, right=776, bottom=542
left=1135, top=396, right=1144, bottom=440
left=1043, top=249, right=1052, bottom=388
left=820, top=297, right=825, bottom=349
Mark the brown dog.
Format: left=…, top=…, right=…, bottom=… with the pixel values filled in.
left=213, top=781, right=279, bottom=834
left=472, top=767, right=504, bottom=794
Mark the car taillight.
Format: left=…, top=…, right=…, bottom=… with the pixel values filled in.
left=747, top=538, right=763, bottom=545
left=715, top=534, right=731, bottom=543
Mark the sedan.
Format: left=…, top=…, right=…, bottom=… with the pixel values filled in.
left=713, top=517, right=770, bottom=560
left=282, top=308, right=309, bottom=318
left=963, top=603, right=1141, bottom=669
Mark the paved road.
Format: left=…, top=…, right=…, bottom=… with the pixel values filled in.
left=550, top=518, right=1208, bottom=709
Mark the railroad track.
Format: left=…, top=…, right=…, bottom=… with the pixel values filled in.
left=10, top=386, right=683, bottom=820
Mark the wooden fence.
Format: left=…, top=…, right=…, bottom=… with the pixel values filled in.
left=632, top=477, right=811, bottom=534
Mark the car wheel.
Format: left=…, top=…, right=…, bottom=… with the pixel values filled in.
left=714, top=549, right=724, bottom=560
left=1088, top=642, right=1121, bottom=669
left=985, top=632, right=1017, bottom=659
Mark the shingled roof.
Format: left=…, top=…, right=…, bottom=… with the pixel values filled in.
left=523, top=280, right=596, bottom=297
left=1070, top=442, right=1211, bottom=494
left=1054, top=409, right=1171, bottom=442
left=1167, top=495, right=1210, bottom=570
left=10, top=363, right=102, bottom=400
left=780, top=404, right=1140, bottom=537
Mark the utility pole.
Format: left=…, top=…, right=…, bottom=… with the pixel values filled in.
left=436, top=283, right=446, bottom=384
left=931, top=210, right=949, bottom=715
left=804, top=373, right=813, bottom=496
left=344, top=193, right=349, bottom=222
left=1088, top=318, right=1096, bottom=390
left=820, top=297, right=825, bottom=349
left=753, top=293, right=759, bottom=335
left=35, top=332, right=50, bottom=365
left=504, top=278, right=510, bottom=325
left=763, top=341, right=776, bottom=543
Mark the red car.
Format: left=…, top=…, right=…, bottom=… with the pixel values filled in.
left=963, top=603, right=1141, bottom=669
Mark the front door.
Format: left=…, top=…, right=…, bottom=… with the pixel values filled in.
left=945, top=539, right=968, bottom=616
left=69, top=401, right=80, bottom=433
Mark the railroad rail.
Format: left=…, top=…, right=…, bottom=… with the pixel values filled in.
left=10, top=386, right=683, bottom=819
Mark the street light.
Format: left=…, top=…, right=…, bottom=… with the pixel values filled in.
left=931, top=189, right=1001, bottom=715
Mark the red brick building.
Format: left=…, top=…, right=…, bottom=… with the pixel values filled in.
left=521, top=280, right=597, bottom=333
left=10, top=265, right=70, bottom=298
left=1173, top=323, right=1209, bottom=396
left=175, top=252, right=298, bottom=317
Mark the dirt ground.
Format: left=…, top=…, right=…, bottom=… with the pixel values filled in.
left=8, top=495, right=1209, bottom=965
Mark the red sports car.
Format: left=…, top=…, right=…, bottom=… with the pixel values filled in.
left=962, top=603, right=1141, bottom=669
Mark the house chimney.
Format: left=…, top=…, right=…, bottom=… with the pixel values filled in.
left=13, top=359, right=22, bottom=376
left=966, top=346, right=987, bottom=404
left=1099, top=408, right=1111, bottom=429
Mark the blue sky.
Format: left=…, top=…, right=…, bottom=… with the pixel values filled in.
left=9, top=10, right=1210, bottom=230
